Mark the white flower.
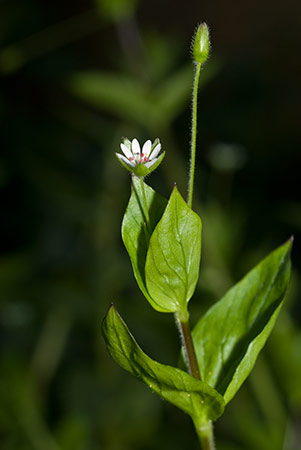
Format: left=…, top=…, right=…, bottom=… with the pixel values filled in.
left=116, top=138, right=165, bottom=177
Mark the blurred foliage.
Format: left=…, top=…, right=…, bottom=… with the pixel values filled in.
left=0, top=0, right=300, bottom=449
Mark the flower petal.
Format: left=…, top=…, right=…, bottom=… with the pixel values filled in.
left=116, top=153, right=135, bottom=167
left=145, top=156, right=159, bottom=168
left=131, top=138, right=141, bottom=156
left=120, top=143, right=133, bottom=159
left=149, top=143, right=161, bottom=160
left=142, top=140, right=152, bottom=158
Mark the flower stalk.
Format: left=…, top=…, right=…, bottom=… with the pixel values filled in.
left=188, top=23, right=210, bottom=208
left=140, top=176, right=151, bottom=234
left=188, top=61, right=202, bottom=209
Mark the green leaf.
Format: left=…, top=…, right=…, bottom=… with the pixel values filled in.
left=68, top=71, right=155, bottom=129
left=145, top=186, right=202, bottom=314
left=192, top=239, right=292, bottom=405
left=95, top=0, right=138, bottom=22
left=102, top=304, right=224, bottom=422
left=121, top=176, right=168, bottom=312
left=67, top=62, right=220, bottom=131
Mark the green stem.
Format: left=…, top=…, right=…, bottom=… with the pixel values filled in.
left=187, top=62, right=202, bottom=208
left=131, top=175, right=151, bottom=240
left=140, top=176, right=150, bottom=231
left=194, top=420, right=216, bottom=450
left=176, top=309, right=217, bottom=449
left=175, top=309, right=201, bottom=380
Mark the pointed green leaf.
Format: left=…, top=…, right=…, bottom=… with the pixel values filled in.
left=192, top=239, right=292, bottom=404
left=121, top=176, right=168, bottom=311
left=67, top=71, right=155, bottom=129
left=102, top=304, right=224, bottom=422
left=145, top=186, right=202, bottom=313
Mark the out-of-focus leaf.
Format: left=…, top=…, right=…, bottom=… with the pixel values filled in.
left=55, top=416, right=89, bottom=450
left=192, top=239, right=292, bottom=404
left=154, top=65, right=193, bottom=123
left=68, top=71, right=153, bottom=127
left=268, top=312, right=301, bottom=407
left=154, top=59, right=221, bottom=125
left=67, top=62, right=220, bottom=130
left=145, top=186, right=202, bottom=313
left=94, top=0, right=139, bottom=21
left=121, top=176, right=167, bottom=311
left=101, top=304, right=225, bottom=422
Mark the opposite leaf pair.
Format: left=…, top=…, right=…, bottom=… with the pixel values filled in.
left=102, top=177, right=292, bottom=435
left=122, top=176, right=202, bottom=316
left=102, top=22, right=292, bottom=449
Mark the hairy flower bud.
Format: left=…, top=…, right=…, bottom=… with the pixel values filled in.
left=192, top=23, right=210, bottom=64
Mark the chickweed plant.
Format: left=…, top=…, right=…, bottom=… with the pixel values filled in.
left=102, top=24, right=292, bottom=449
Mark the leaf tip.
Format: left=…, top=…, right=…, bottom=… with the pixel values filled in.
left=285, top=235, right=294, bottom=254
left=170, top=183, right=179, bottom=198
left=102, top=302, right=116, bottom=326
left=108, top=301, right=116, bottom=312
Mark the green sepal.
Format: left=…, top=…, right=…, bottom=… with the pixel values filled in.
left=115, top=152, right=134, bottom=172
left=145, top=186, right=202, bottom=313
left=133, top=152, right=166, bottom=177
left=102, top=304, right=225, bottom=422
left=121, top=176, right=168, bottom=311
left=191, top=239, right=292, bottom=404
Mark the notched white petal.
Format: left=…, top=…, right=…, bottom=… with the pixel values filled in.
left=131, top=138, right=141, bottom=156
left=142, top=140, right=152, bottom=157
left=120, top=143, right=132, bottom=159
left=116, top=153, right=135, bottom=167
left=145, top=157, right=159, bottom=168
left=149, top=143, right=161, bottom=160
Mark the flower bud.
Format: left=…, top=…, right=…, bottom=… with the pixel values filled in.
left=192, top=23, right=210, bottom=64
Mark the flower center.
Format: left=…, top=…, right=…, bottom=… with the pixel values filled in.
left=129, top=152, right=149, bottom=165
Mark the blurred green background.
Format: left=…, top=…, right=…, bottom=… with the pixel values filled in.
left=1, top=0, right=300, bottom=449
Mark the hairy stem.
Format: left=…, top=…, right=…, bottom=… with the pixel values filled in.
left=187, top=62, right=201, bottom=208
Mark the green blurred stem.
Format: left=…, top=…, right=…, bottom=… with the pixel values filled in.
left=194, top=420, right=215, bottom=450
left=175, top=309, right=201, bottom=380
left=188, top=62, right=202, bottom=208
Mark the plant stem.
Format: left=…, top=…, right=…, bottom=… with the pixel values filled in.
left=194, top=420, right=216, bottom=450
left=187, top=62, right=202, bottom=209
left=176, top=310, right=217, bottom=450
left=175, top=310, right=201, bottom=380
left=140, top=176, right=151, bottom=231
left=131, top=175, right=150, bottom=239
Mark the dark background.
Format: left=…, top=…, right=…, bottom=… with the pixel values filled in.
left=0, top=0, right=300, bottom=449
